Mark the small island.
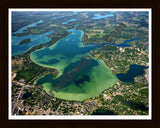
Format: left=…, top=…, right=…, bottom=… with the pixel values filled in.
left=19, top=38, right=31, bottom=45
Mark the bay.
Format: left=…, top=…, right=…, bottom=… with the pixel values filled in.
left=12, top=31, right=53, bottom=56
left=31, top=28, right=117, bottom=101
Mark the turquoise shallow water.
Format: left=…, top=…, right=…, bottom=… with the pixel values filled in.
left=30, top=28, right=117, bottom=101
left=12, top=31, right=53, bottom=56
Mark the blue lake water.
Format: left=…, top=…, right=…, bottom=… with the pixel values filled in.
left=73, top=12, right=78, bottom=14
left=86, top=38, right=140, bottom=51
left=91, top=14, right=114, bottom=19
left=62, top=19, right=78, bottom=25
left=116, top=64, right=147, bottom=83
left=52, top=15, right=66, bottom=19
left=103, top=38, right=140, bottom=47
left=13, top=20, right=43, bottom=34
left=12, top=31, right=53, bottom=56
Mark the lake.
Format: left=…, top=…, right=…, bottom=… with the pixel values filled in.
left=62, top=19, right=78, bottom=25
left=31, top=28, right=117, bottom=101
left=52, top=15, right=66, bottom=19
left=116, top=64, right=147, bottom=83
left=91, top=14, right=114, bottom=19
left=103, top=38, right=140, bottom=47
left=13, top=20, right=43, bottom=34
left=22, top=92, right=32, bottom=99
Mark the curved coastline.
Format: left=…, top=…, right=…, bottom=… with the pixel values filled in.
left=30, top=28, right=117, bottom=101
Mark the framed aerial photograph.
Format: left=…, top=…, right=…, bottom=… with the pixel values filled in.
left=9, top=8, right=152, bottom=120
